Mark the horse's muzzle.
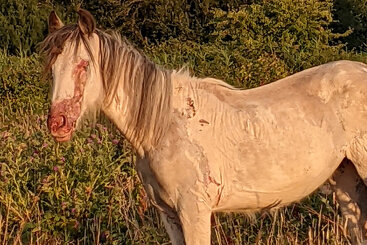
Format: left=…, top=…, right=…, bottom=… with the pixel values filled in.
left=47, top=113, right=73, bottom=142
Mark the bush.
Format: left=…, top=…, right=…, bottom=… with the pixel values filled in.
left=0, top=0, right=52, bottom=55
left=332, top=0, right=367, bottom=51
left=145, top=0, right=347, bottom=88
left=1, top=0, right=365, bottom=59
left=206, top=0, right=347, bottom=87
left=0, top=51, right=48, bottom=114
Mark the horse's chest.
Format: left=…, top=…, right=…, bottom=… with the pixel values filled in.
left=152, top=137, right=226, bottom=206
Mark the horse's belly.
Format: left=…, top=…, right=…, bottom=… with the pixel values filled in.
left=209, top=126, right=345, bottom=212
left=214, top=155, right=342, bottom=212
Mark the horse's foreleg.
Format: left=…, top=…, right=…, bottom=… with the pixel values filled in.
left=331, top=159, right=367, bottom=244
left=177, top=200, right=212, bottom=245
left=159, top=210, right=185, bottom=245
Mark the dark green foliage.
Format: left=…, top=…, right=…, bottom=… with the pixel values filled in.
left=0, top=52, right=48, bottom=113
left=0, top=0, right=51, bottom=55
left=144, top=0, right=347, bottom=87
left=1, top=0, right=366, bottom=57
left=50, top=0, right=214, bottom=47
left=332, top=0, right=367, bottom=51
left=204, top=0, right=346, bottom=87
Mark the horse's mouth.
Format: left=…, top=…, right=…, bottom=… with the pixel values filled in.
left=47, top=112, right=76, bottom=142
left=54, top=133, right=72, bottom=142
left=50, top=129, right=74, bottom=142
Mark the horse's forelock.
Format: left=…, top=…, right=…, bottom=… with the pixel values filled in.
left=40, top=24, right=97, bottom=78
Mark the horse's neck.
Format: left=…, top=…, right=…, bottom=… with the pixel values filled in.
left=101, top=64, right=172, bottom=157
left=102, top=95, right=146, bottom=156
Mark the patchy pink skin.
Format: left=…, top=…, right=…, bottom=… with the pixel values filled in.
left=48, top=60, right=89, bottom=142
left=185, top=97, right=196, bottom=118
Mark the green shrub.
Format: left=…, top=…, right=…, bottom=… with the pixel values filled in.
left=0, top=51, right=48, bottom=114
left=145, top=0, right=348, bottom=88
left=0, top=0, right=52, bottom=55
left=1, top=0, right=366, bottom=57
left=332, top=0, right=367, bottom=51
left=206, top=0, right=347, bottom=87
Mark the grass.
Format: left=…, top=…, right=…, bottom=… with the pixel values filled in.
left=0, top=50, right=353, bottom=244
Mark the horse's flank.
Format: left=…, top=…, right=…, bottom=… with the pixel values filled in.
left=157, top=60, right=364, bottom=208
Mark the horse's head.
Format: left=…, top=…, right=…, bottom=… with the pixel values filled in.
left=43, top=10, right=103, bottom=142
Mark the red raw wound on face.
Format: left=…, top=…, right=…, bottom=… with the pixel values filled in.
left=48, top=60, right=89, bottom=141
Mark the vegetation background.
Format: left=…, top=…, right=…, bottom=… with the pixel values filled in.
left=1, top=0, right=367, bottom=244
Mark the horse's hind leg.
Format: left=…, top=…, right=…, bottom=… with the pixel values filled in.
left=331, top=159, right=367, bottom=244
left=347, top=133, right=367, bottom=186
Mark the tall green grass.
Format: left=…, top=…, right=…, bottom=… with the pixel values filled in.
left=0, top=50, right=358, bottom=244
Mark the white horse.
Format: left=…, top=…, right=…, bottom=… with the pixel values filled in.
left=42, top=9, right=367, bottom=244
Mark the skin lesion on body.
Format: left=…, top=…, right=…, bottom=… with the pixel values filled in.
left=185, top=97, right=196, bottom=118
left=199, top=119, right=209, bottom=125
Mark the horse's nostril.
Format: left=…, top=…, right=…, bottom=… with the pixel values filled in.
left=48, top=114, right=68, bottom=133
left=60, top=115, right=66, bottom=127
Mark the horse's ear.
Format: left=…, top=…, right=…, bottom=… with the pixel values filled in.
left=77, top=9, right=96, bottom=36
left=48, top=11, right=64, bottom=34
